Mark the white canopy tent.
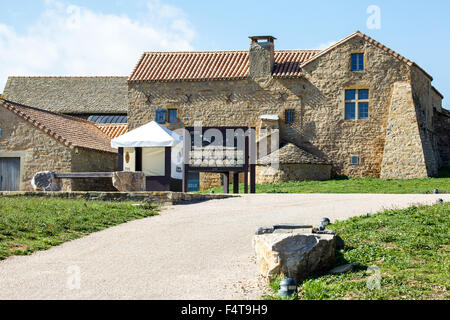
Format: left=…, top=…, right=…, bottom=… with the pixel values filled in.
left=111, top=121, right=182, bottom=148
left=111, top=121, right=183, bottom=180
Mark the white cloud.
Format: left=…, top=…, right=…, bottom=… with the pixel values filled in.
left=0, top=0, right=196, bottom=91
left=315, top=40, right=337, bottom=50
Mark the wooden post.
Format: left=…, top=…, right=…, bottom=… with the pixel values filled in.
left=244, top=134, right=249, bottom=194
left=249, top=127, right=257, bottom=194
left=223, top=172, right=230, bottom=194
left=250, top=165, right=256, bottom=194
left=118, top=147, right=124, bottom=171
left=233, top=172, right=239, bottom=194
left=182, top=128, right=190, bottom=193
left=182, top=165, right=189, bottom=193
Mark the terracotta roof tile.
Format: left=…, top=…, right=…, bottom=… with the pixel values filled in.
left=0, top=99, right=117, bottom=153
left=96, top=123, right=128, bottom=139
left=129, top=50, right=321, bottom=82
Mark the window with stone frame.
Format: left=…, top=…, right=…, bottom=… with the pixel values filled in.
left=351, top=156, right=360, bottom=165
left=345, top=89, right=369, bottom=120
left=351, top=53, right=364, bottom=71
left=285, top=109, right=296, bottom=124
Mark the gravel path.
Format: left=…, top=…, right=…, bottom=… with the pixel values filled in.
left=0, top=193, right=448, bottom=300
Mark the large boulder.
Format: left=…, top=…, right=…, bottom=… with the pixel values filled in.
left=253, top=226, right=337, bottom=282
left=31, top=171, right=62, bottom=192
left=112, top=171, right=146, bottom=192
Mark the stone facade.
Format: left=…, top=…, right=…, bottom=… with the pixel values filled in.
left=256, top=164, right=331, bottom=184
left=0, top=107, right=117, bottom=191
left=128, top=33, right=449, bottom=186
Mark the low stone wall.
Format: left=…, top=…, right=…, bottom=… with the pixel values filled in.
left=0, top=191, right=236, bottom=206
left=256, top=163, right=332, bottom=184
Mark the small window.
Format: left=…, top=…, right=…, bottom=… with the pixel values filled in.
left=168, top=109, right=178, bottom=124
left=285, top=110, right=296, bottom=124
left=351, top=156, right=360, bottom=165
left=351, top=53, right=364, bottom=71
left=0, top=128, right=2, bottom=138
left=345, top=89, right=370, bottom=120
left=155, top=109, right=166, bottom=124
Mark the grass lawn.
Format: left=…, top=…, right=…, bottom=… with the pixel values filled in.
left=0, top=197, right=158, bottom=261
left=266, top=202, right=450, bottom=300
left=199, top=168, right=450, bottom=194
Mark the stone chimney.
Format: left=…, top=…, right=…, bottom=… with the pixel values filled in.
left=249, top=36, right=276, bottom=79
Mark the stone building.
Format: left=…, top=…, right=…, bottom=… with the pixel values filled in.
left=127, top=31, right=449, bottom=188
left=2, top=76, right=128, bottom=122
left=0, top=99, right=117, bottom=191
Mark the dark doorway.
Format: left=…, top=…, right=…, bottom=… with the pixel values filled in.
left=0, top=158, right=20, bottom=191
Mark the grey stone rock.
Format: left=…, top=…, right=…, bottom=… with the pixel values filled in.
left=253, top=227, right=337, bottom=282
left=31, top=171, right=62, bottom=192
left=329, top=263, right=359, bottom=275
left=112, top=171, right=146, bottom=192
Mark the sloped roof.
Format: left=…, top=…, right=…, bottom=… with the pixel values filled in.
left=0, top=99, right=117, bottom=153
left=301, top=31, right=433, bottom=80
left=129, top=31, right=436, bottom=83
left=258, top=143, right=329, bottom=165
left=129, top=50, right=320, bottom=82
left=3, top=76, right=128, bottom=114
left=96, top=123, right=128, bottom=139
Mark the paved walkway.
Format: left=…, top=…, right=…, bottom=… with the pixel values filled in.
left=0, top=194, right=448, bottom=300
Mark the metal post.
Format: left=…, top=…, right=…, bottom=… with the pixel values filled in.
left=223, top=172, right=230, bottom=194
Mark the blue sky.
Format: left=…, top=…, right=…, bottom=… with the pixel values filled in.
left=1, top=0, right=449, bottom=107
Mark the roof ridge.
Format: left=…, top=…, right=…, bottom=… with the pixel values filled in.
left=7, top=76, right=128, bottom=79
left=141, top=49, right=320, bottom=54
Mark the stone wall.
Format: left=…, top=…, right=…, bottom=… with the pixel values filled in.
left=256, top=164, right=332, bottom=184
left=128, top=36, right=444, bottom=180
left=380, top=82, right=429, bottom=178
left=410, top=67, right=439, bottom=176
left=0, top=107, right=73, bottom=191
left=0, top=108, right=118, bottom=191
left=70, top=148, right=117, bottom=191
left=0, top=191, right=237, bottom=206
left=199, top=172, right=222, bottom=190
left=435, top=111, right=450, bottom=167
